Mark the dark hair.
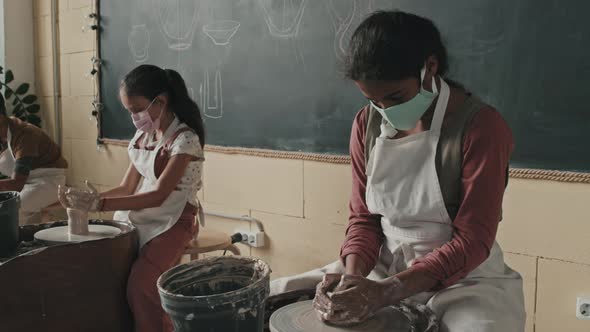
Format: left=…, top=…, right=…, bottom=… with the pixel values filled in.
left=345, top=10, right=449, bottom=82
left=121, top=64, right=205, bottom=147
left=0, top=93, right=6, bottom=116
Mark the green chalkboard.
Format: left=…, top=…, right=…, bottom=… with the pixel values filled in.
left=99, top=0, right=590, bottom=172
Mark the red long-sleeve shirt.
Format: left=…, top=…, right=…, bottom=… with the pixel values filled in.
left=340, top=104, right=513, bottom=288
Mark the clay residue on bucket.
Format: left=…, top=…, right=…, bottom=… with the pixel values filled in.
left=160, top=256, right=270, bottom=298
left=158, top=256, right=271, bottom=325
left=0, top=192, right=17, bottom=201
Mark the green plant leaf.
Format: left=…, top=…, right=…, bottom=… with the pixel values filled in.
left=13, top=104, right=24, bottom=117
left=5, top=70, right=14, bottom=84
left=22, top=95, right=37, bottom=104
left=12, top=97, right=19, bottom=106
left=27, top=114, right=41, bottom=127
left=15, top=83, right=29, bottom=95
left=0, top=66, right=4, bottom=74
left=4, top=88, right=13, bottom=99
left=26, top=104, right=40, bottom=114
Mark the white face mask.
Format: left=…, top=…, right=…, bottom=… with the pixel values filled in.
left=130, top=98, right=163, bottom=132
left=370, top=67, right=438, bottom=130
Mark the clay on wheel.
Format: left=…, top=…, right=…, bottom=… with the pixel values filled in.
left=67, top=208, right=89, bottom=235
left=269, top=300, right=411, bottom=332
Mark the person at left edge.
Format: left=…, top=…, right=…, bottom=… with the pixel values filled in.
left=0, top=93, right=67, bottom=225
left=59, top=64, right=205, bottom=332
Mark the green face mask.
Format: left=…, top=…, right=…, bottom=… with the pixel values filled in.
left=370, top=68, right=438, bottom=131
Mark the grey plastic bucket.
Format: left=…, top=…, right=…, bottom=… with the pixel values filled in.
left=158, top=256, right=271, bottom=332
left=0, top=191, right=20, bottom=256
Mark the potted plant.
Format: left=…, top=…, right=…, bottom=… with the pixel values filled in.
left=0, top=66, right=42, bottom=127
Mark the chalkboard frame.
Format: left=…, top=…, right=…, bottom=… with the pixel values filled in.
left=95, top=0, right=590, bottom=178
left=96, top=0, right=105, bottom=145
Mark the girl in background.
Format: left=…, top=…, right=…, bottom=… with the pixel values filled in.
left=60, top=64, right=205, bottom=332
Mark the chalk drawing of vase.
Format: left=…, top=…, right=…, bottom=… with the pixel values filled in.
left=156, top=0, right=200, bottom=51
left=326, top=0, right=366, bottom=62
left=200, top=20, right=241, bottom=119
left=258, top=0, right=308, bottom=68
left=200, top=70, right=223, bottom=119
left=128, top=24, right=150, bottom=63
left=258, top=0, right=307, bottom=39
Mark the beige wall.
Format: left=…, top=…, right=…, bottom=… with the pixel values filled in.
left=1, top=0, right=35, bottom=96
left=33, top=1, right=590, bottom=331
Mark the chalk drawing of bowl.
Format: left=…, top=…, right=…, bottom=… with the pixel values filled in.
left=202, top=20, right=241, bottom=46
left=128, top=24, right=150, bottom=63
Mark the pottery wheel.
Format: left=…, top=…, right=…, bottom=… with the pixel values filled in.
left=269, top=300, right=411, bottom=332
left=34, top=225, right=121, bottom=244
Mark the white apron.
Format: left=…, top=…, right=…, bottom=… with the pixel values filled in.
left=113, top=124, right=192, bottom=248
left=0, top=127, right=65, bottom=225
left=271, top=79, right=525, bottom=332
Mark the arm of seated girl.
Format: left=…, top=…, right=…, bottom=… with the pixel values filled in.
left=100, top=153, right=193, bottom=211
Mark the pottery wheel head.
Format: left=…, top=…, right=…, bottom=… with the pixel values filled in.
left=34, top=225, right=121, bottom=244
left=269, top=300, right=411, bottom=332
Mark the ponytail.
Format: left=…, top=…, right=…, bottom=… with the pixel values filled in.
left=164, top=69, right=205, bottom=148
left=121, top=64, right=205, bottom=148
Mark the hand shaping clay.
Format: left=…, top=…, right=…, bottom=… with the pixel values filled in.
left=269, top=300, right=411, bottom=332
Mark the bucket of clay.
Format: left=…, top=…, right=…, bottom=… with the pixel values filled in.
left=158, top=256, right=271, bottom=332
left=0, top=191, right=19, bottom=256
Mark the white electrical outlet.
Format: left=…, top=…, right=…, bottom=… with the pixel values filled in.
left=577, top=297, right=590, bottom=320
left=235, top=229, right=265, bottom=248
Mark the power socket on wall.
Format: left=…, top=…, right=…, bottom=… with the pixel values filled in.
left=577, top=297, right=590, bottom=320
left=235, top=229, right=265, bottom=248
